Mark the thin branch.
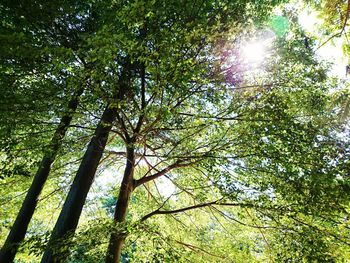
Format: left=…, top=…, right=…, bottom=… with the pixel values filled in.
left=134, top=161, right=191, bottom=188
left=105, top=150, right=144, bottom=158
left=175, top=240, right=225, bottom=259
left=317, top=0, right=350, bottom=49
left=140, top=199, right=251, bottom=221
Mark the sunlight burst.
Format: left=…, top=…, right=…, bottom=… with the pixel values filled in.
left=242, top=41, right=266, bottom=63
left=240, top=31, right=275, bottom=67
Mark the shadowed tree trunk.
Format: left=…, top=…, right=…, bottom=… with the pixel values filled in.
left=105, top=145, right=135, bottom=263
left=0, top=87, right=84, bottom=263
left=105, top=61, right=144, bottom=263
left=41, top=103, right=119, bottom=263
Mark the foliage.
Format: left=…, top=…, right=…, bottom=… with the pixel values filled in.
left=1, top=0, right=350, bottom=262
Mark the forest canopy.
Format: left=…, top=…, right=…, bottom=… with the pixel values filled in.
left=1, top=0, right=350, bottom=262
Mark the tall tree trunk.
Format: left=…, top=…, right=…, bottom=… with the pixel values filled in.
left=105, top=146, right=135, bottom=263
left=0, top=87, right=84, bottom=263
left=41, top=103, right=118, bottom=263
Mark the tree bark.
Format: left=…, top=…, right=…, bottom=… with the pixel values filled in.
left=41, top=104, right=118, bottom=263
left=105, top=146, right=135, bottom=263
left=0, top=87, right=84, bottom=263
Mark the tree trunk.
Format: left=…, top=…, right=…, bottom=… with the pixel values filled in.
left=40, top=103, right=118, bottom=263
left=0, top=87, right=84, bottom=263
left=105, top=146, right=135, bottom=263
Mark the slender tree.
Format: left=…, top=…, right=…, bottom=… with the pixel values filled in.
left=101, top=1, right=288, bottom=262
left=0, top=87, right=84, bottom=263
left=41, top=61, right=132, bottom=262
left=0, top=1, right=101, bottom=261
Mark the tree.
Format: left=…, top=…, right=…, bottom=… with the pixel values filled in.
left=36, top=0, right=286, bottom=262
left=2, top=1, right=350, bottom=262
left=0, top=0, right=102, bottom=261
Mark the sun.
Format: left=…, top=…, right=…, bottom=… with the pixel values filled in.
left=242, top=41, right=266, bottom=64
left=239, top=30, right=276, bottom=67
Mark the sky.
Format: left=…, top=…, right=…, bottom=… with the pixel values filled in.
left=299, top=7, right=347, bottom=79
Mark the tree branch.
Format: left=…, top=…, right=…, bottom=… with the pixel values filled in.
left=317, top=0, right=350, bottom=49
left=174, top=240, right=225, bottom=259
left=140, top=199, right=246, bottom=221
left=105, top=150, right=144, bottom=158
left=134, top=161, right=190, bottom=188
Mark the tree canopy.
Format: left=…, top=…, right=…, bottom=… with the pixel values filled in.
left=1, top=0, right=350, bottom=262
